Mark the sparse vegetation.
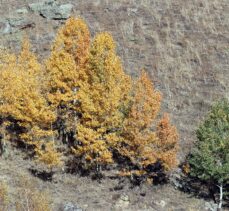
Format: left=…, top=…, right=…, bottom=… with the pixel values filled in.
left=0, top=176, right=52, bottom=211
left=15, top=177, right=51, bottom=211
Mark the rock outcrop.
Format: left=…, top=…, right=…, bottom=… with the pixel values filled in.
left=29, top=0, right=73, bottom=20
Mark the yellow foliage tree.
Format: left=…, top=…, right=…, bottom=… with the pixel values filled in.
left=46, top=50, right=77, bottom=108
left=0, top=38, right=61, bottom=167
left=36, top=141, right=63, bottom=170
left=0, top=17, right=179, bottom=177
left=46, top=50, right=78, bottom=140
left=52, top=17, right=90, bottom=69
left=46, top=17, right=90, bottom=142
left=74, top=32, right=131, bottom=168
left=119, top=71, right=162, bottom=170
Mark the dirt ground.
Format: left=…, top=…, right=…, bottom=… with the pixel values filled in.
left=0, top=148, right=217, bottom=211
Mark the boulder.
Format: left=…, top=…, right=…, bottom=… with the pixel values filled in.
left=0, top=16, right=35, bottom=35
left=29, top=0, right=73, bottom=20
left=16, top=8, right=28, bottom=15
left=114, top=193, right=130, bottom=209
left=28, top=0, right=56, bottom=12
left=0, top=20, right=11, bottom=34
left=8, top=16, right=35, bottom=30
left=61, top=202, right=83, bottom=211
left=40, top=4, right=73, bottom=20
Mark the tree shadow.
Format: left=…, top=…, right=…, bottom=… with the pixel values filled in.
left=173, top=167, right=229, bottom=208
left=29, top=168, right=54, bottom=182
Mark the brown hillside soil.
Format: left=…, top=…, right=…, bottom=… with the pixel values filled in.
left=0, top=149, right=210, bottom=211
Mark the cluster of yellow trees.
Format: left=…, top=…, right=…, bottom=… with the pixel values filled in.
left=0, top=18, right=179, bottom=176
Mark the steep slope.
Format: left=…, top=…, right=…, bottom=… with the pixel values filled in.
left=0, top=0, right=228, bottom=210
left=0, top=0, right=228, bottom=158
left=0, top=149, right=210, bottom=210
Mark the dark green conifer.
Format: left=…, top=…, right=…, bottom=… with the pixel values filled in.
left=189, top=99, right=229, bottom=209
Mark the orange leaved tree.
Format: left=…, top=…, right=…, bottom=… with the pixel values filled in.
left=156, top=113, right=179, bottom=171
left=119, top=71, right=179, bottom=176
left=119, top=71, right=161, bottom=169
left=52, top=17, right=90, bottom=69
left=73, top=32, right=131, bottom=169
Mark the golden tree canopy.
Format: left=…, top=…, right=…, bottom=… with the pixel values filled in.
left=0, top=18, right=179, bottom=176
left=75, top=32, right=131, bottom=166
left=0, top=39, right=55, bottom=130
left=0, top=38, right=60, bottom=168
left=120, top=71, right=162, bottom=168
left=45, top=18, right=91, bottom=139
left=46, top=50, right=78, bottom=108
left=52, top=17, right=90, bottom=68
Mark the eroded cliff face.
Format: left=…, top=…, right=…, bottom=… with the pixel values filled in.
left=0, top=0, right=228, bottom=158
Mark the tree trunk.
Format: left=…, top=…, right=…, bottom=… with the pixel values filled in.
left=0, top=133, right=6, bottom=156
left=218, top=183, right=223, bottom=210
left=0, top=139, right=3, bottom=155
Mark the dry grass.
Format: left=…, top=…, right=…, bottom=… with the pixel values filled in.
left=15, top=175, right=52, bottom=211
left=0, top=181, right=9, bottom=211
left=0, top=173, right=52, bottom=211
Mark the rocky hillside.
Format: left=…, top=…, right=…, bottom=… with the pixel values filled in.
left=0, top=1, right=229, bottom=210
left=0, top=0, right=228, bottom=158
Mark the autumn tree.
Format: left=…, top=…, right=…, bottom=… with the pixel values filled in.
left=52, top=17, right=90, bottom=68
left=188, top=99, right=229, bottom=209
left=36, top=141, right=63, bottom=170
left=46, top=17, right=90, bottom=142
left=0, top=17, right=179, bottom=178
left=46, top=50, right=78, bottom=142
left=73, top=32, right=131, bottom=169
left=119, top=71, right=161, bottom=172
left=118, top=71, right=179, bottom=178
left=156, top=113, right=179, bottom=170
left=0, top=38, right=61, bottom=167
